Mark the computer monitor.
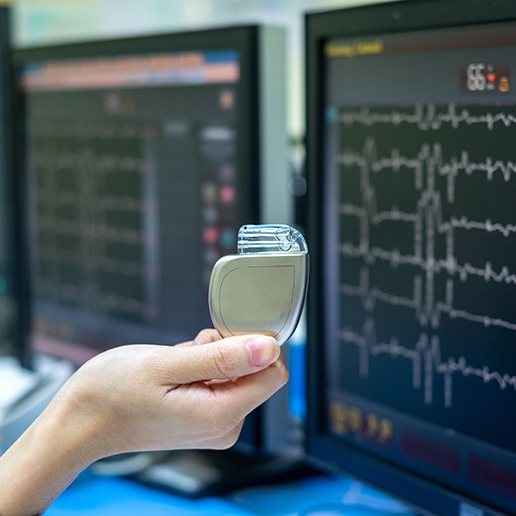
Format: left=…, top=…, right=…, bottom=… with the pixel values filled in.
left=13, top=25, right=294, bottom=495
left=0, top=6, right=20, bottom=363
left=305, top=1, right=516, bottom=515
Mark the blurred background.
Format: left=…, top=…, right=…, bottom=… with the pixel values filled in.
left=4, top=0, right=391, bottom=141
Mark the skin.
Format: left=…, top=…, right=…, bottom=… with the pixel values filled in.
left=0, top=329, right=288, bottom=516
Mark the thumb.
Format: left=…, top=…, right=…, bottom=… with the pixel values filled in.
left=168, top=334, right=281, bottom=383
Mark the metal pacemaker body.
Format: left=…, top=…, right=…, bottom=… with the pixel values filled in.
left=208, top=225, right=309, bottom=345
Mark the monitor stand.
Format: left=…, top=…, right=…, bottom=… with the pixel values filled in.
left=131, top=448, right=317, bottom=498
left=91, top=448, right=317, bottom=498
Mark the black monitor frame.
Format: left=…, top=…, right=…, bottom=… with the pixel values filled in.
left=0, top=5, right=24, bottom=365
left=306, top=1, right=516, bottom=515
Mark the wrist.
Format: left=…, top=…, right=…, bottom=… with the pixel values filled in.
left=39, top=385, right=110, bottom=467
left=0, top=381, right=108, bottom=515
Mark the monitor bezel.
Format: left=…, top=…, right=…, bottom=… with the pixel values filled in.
left=0, top=5, right=26, bottom=366
left=305, top=1, right=516, bottom=515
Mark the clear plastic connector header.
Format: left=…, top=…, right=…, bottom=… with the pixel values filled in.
left=237, top=224, right=308, bottom=255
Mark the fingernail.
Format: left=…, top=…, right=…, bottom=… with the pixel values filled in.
left=246, top=337, right=279, bottom=366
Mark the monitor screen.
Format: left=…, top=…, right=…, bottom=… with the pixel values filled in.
left=14, top=26, right=288, bottom=368
left=306, top=1, right=516, bottom=514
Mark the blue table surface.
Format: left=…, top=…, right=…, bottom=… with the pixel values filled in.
left=45, top=469, right=418, bottom=516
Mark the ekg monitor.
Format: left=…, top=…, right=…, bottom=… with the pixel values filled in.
left=13, top=25, right=291, bottom=495
left=306, top=1, right=516, bottom=514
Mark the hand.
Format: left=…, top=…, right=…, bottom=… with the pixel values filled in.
left=64, top=329, right=287, bottom=454
left=0, top=330, right=288, bottom=516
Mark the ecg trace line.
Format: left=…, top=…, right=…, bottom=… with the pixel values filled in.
left=340, top=203, right=516, bottom=239
left=338, top=138, right=516, bottom=203
left=339, top=241, right=516, bottom=285
left=36, top=278, right=151, bottom=317
left=339, top=103, right=516, bottom=131
left=34, top=150, right=146, bottom=174
left=37, top=189, right=145, bottom=212
left=341, top=265, right=516, bottom=332
left=339, top=318, right=516, bottom=407
left=32, top=120, right=148, bottom=139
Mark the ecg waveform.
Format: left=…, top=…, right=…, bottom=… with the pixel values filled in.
left=31, top=120, right=158, bottom=320
left=339, top=137, right=516, bottom=203
left=340, top=318, right=516, bottom=408
left=340, top=104, right=516, bottom=131
left=335, top=103, right=516, bottom=408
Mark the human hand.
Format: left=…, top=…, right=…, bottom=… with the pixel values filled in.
left=64, top=329, right=287, bottom=455
left=0, top=330, right=287, bottom=516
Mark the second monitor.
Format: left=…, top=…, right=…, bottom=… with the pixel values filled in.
left=13, top=24, right=292, bottom=495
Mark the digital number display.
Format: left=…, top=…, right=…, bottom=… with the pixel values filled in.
left=460, top=62, right=510, bottom=93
